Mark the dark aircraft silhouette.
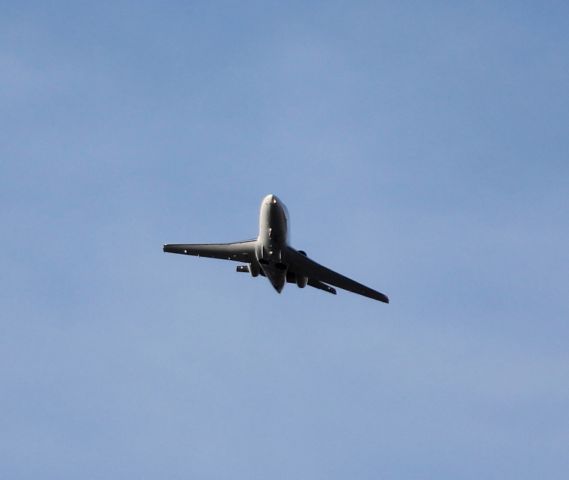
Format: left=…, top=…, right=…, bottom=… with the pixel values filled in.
left=163, top=194, right=389, bottom=303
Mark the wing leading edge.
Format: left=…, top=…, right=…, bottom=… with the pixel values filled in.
left=163, top=240, right=257, bottom=262
left=163, top=241, right=388, bottom=303
left=286, top=246, right=389, bottom=303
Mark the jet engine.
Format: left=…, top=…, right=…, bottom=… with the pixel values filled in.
left=296, top=250, right=308, bottom=287
left=249, top=261, right=260, bottom=277
left=236, top=263, right=260, bottom=277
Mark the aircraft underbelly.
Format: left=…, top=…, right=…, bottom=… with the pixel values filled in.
left=257, top=213, right=288, bottom=293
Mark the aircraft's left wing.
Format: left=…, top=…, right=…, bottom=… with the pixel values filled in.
left=163, top=240, right=257, bottom=262
left=286, top=246, right=389, bottom=303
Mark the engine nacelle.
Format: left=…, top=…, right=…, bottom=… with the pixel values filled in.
left=236, top=263, right=261, bottom=277
left=249, top=261, right=260, bottom=277
left=296, top=250, right=307, bottom=287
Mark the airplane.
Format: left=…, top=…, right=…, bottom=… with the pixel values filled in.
left=163, top=194, right=389, bottom=303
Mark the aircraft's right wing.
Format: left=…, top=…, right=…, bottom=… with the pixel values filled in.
left=163, top=240, right=257, bottom=262
left=286, top=246, right=389, bottom=303
left=307, top=278, right=337, bottom=295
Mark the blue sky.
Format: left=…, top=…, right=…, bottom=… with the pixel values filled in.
left=2, top=1, right=568, bottom=478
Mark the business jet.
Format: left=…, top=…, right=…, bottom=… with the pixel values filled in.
left=163, top=194, right=389, bottom=303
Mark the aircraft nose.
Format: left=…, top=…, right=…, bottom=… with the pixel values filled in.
left=265, top=194, right=278, bottom=205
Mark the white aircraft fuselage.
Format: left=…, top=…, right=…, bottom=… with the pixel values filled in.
left=256, top=194, right=290, bottom=293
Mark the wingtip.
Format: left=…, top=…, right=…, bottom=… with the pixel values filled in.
left=377, top=293, right=389, bottom=304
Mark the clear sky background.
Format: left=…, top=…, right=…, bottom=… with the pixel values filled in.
left=2, top=1, right=568, bottom=478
